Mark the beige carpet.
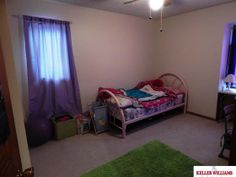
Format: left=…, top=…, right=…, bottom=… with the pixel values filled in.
left=30, top=113, right=227, bottom=177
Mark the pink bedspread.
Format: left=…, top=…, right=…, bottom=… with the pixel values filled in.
left=138, top=86, right=184, bottom=108
left=139, top=97, right=173, bottom=108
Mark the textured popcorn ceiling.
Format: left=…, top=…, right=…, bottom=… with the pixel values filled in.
left=51, top=0, right=235, bottom=19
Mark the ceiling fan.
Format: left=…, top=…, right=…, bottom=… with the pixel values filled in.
left=124, top=0, right=172, bottom=7
left=124, top=0, right=172, bottom=32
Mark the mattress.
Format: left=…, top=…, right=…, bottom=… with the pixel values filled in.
left=107, top=93, right=184, bottom=122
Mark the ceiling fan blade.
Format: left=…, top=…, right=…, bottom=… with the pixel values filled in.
left=123, top=0, right=139, bottom=5
left=164, top=0, right=172, bottom=7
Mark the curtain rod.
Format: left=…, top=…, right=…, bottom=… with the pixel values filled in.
left=11, top=14, right=72, bottom=24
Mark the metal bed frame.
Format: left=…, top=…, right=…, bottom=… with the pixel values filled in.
left=97, top=73, right=188, bottom=138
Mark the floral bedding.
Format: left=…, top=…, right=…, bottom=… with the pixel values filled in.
left=107, top=93, right=184, bottom=121
left=101, top=82, right=185, bottom=122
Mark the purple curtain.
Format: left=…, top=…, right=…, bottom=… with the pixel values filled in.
left=23, top=16, right=82, bottom=119
left=227, top=26, right=236, bottom=75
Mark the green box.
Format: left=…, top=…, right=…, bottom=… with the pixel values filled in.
left=52, top=118, right=77, bottom=140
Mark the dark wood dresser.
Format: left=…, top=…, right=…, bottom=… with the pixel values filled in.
left=216, top=91, right=236, bottom=121
left=229, top=117, right=236, bottom=165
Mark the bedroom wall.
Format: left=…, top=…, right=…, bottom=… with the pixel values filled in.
left=6, top=0, right=157, bottom=114
left=153, top=2, right=236, bottom=118
left=7, top=0, right=236, bottom=121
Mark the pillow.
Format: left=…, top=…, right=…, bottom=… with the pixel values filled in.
left=135, top=79, right=163, bottom=89
left=98, top=87, right=125, bottom=100
left=151, top=79, right=164, bottom=87
left=98, top=87, right=124, bottom=95
left=109, top=95, right=133, bottom=108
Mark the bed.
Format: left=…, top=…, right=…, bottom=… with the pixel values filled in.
left=97, top=73, right=188, bottom=138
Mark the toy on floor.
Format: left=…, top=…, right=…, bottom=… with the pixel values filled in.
left=26, top=117, right=53, bottom=147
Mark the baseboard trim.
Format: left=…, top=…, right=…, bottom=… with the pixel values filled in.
left=187, top=111, right=215, bottom=121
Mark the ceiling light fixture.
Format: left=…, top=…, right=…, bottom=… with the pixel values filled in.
left=149, top=0, right=164, bottom=11
left=124, top=0, right=170, bottom=32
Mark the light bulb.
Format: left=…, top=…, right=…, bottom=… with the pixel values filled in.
left=149, top=0, right=164, bottom=11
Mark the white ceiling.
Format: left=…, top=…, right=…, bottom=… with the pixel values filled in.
left=53, top=0, right=235, bottom=19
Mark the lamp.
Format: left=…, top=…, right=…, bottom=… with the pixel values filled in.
left=149, top=0, right=164, bottom=11
left=224, top=74, right=236, bottom=90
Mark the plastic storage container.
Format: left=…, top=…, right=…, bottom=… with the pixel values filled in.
left=51, top=115, right=77, bottom=140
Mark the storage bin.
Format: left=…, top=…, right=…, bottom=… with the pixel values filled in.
left=51, top=115, right=77, bottom=140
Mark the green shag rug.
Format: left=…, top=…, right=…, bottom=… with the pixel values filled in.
left=80, top=140, right=200, bottom=177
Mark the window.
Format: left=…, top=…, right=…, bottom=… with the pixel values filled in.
left=23, top=16, right=82, bottom=118
left=226, top=26, right=236, bottom=76
left=26, top=17, right=71, bottom=81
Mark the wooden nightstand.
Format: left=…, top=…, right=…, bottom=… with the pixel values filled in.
left=216, top=91, right=236, bottom=121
